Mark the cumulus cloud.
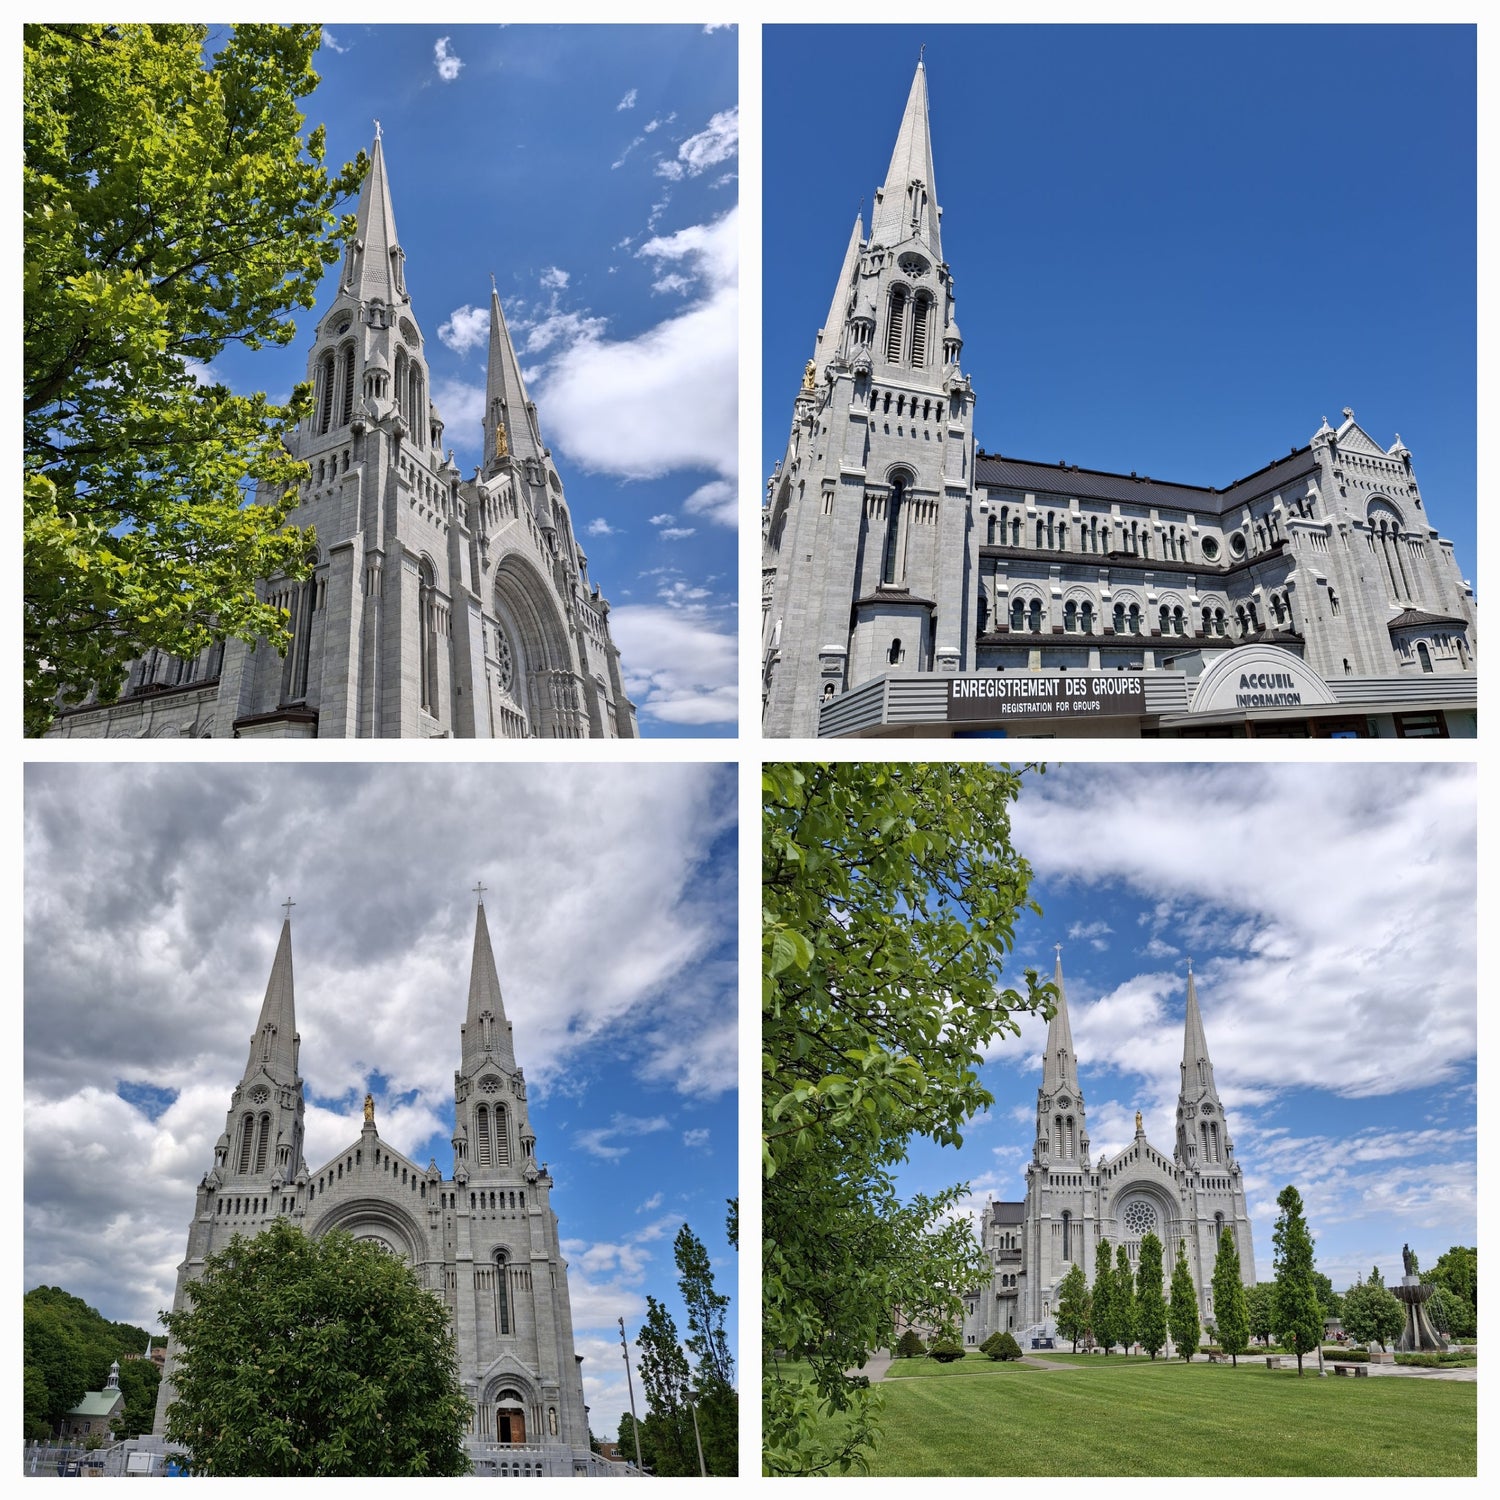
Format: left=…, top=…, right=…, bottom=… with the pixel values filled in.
left=655, top=107, right=738, bottom=181
left=438, top=303, right=488, bottom=355
left=539, top=266, right=570, bottom=290
left=527, top=209, right=737, bottom=482
left=434, top=36, right=463, bottom=82
left=609, top=604, right=736, bottom=726
left=430, top=377, right=484, bottom=440
left=683, top=479, right=736, bottom=528
left=649, top=513, right=674, bottom=526
left=617, top=88, right=638, bottom=111
left=587, top=517, right=620, bottom=537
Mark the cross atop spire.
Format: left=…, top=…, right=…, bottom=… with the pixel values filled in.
left=374, top=118, right=382, bottom=141
left=473, top=880, right=487, bottom=904
left=282, top=897, right=296, bottom=921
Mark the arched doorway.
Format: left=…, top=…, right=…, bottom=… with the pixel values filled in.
left=490, top=555, right=584, bottom=738
left=495, top=1389, right=527, bottom=1445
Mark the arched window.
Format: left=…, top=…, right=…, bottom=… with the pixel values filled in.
left=885, top=288, right=908, bottom=364
left=418, top=559, right=439, bottom=716
left=1417, top=641, right=1433, bottom=673
left=495, top=1104, right=511, bottom=1166
left=1062, top=1210, right=1072, bottom=1261
left=1011, top=598, right=1025, bottom=631
left=316, top=351, right=335, bottom=434
left=1080, top=601, right=1094, bottom=635
left=1028, top=598, right=1043, bottom=633
left=494, top=1252, right=512, bottom=1336
left=1173, top=606, right=1185, bottom=635
left=881, top=478, right=907, bottom=585
left=1113, top=602, right=1125, bottom=633
left=910, top=291, right=932, bottom=367
left=254, top=1113, right=271, bottom=1175
left=476, top=1105, right=492, bottom=1166
left=1064, top=600, right=1078, bottom=633
left=237, top=1113, right=254, bottom=1175
left=1127, top=603, right=1141, bottom=635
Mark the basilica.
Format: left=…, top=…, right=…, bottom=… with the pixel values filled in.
left=49, top=134, right=636, bottom=739
left=150, top=900, right=610, bottom=1477
left=762, top=61, right=1477, bottom=739
left=963, top=956, right=1255, bottom=1348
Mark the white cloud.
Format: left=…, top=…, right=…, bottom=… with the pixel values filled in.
left=587, top=517, right=619, bottom=537
left=683, top=1128, right=709, bottom=1149
left=430, top=377, right=484, bottom=442
left=609, top=604, right=736, bottom=726
left=434, top=36, right=464, bottom=82
left=438, top=303, right=488, bottom=355
left=683, top=479, right=736, bottom=528
left=617, top=88, right=638, bottom=111
left=518, top=308, right=608, bottom=355
left=637, top=1192, right=663, bottom=1213
left=573, top=1114, right=671, bottom=1160
left=529, top=209, right=737, bottom=482
left=644, top=113, right=675, bottom=134
left=649, top=513, right=674, bottom=526
left=321, top=28, right=348, bottom=54
left=660, top=527, right=695, bottom=541
left=655, top=107, right=738, bottom=181
left=652, top=273, right=693, bottom=297
left=539, top=266, right=570, bottom=290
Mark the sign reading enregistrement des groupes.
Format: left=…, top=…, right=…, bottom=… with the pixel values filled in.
left=947, top=674, right=1145, bottom=721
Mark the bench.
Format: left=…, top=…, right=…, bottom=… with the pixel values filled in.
left=1265, top=1356, right=1285, bottom=1369
left=1331, top=1363, right=1369, bottom=1377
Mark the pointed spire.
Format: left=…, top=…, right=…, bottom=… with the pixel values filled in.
left=1041, top=948, right=1078, bottom=1093
left=350, top=132, right=408, bottom=307
left=465, top=891, right=516, bottom=1070
left=243, top=917, right=299, bottom=1084
left=1181, top=962, right=1214, bottom=1088
left=484, top=285, right=545, bottom=471
left=869, top=59, right=943, bottom=258
left=813, top=212, right=865, bottom=381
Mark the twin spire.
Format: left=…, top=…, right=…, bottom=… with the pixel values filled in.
left=869, top=59, right=943, bottom=258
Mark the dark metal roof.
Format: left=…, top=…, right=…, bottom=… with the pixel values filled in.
left=988, top=1201, right=1025, bottom=1225
left=853, top=587, right=936, bottom=609
left=975, top=447, right=1320, bottom=516
left=1386, top=609, right=1470, bottom=632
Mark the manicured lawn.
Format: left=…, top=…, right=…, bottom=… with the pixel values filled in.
left=823, top=1352, right=1475, bottom=1475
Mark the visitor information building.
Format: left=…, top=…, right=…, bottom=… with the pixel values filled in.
left=151, top=901, right=610, bottom=1477
left=761, top=61, right=1476, bottom=739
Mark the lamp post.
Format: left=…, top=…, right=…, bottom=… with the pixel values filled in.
left=618, top=1317, right=644, bottom=1473
left=684, top=1388, right=706, bottom=1477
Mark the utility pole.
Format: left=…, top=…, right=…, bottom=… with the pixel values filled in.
left=618, top=1317, right=644, bottom=1472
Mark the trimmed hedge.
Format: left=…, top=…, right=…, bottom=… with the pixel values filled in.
left=986, top=1332, right=1023, bottom=1362
left=894, top=1330, right=926, bottom=1359
left=928, top=1336, right=965, bottom=1363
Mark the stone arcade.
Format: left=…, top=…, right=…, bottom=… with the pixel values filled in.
left=964, top=956, right=1255, bottom=1348
left=150, top=900, right=613, bottom=1477
left=50, top=133, right=636, bottom=740
left=762, top=61, right=1476, bottom=739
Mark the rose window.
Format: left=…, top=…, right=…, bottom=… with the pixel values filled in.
left=1122, top=1199, right=1157, bottom=1237
left=495, top=630, right=514, bottom=694
left=249, top=1085, right=270, bottom=1104
left=479, top=1075, right=502, bottom=1095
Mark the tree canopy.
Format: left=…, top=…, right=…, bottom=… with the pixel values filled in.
left=762, top=762, right=1049, bottom=1474
left=1114, top=1244, right=1138, bottom=1353
left=24, top=1286, right=161, bottom=1440
left=1134, top=1233, right=1168, bottom=1359
left=1168, top=1238, right=1200, bottom=1360
left=1210, top=1228, right=1250, bottom=1365
left=1092, top=1238, right=1118, bottom=1354
left=23, top=23, right=365, bottom=734
left=1428, top=1246, right=1477, bottom=1338
left=161, top=1223, right=470, bottom=1475
left=1341, top=1268, right=1404, bottom=1352
left=1270, top=1184, right=1323, bottom=1374
left=1054, top=1262, right=1091, bottom=1353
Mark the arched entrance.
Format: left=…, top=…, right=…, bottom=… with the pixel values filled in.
left=495, top=1388, right=527, bottom=1445
left=490, top=555, right=585, bottom=738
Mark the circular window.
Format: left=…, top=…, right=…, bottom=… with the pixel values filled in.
left=1122, top=1199, right=1158, bottom=1237
left=898, top=252, right=930, bottom=279
left=332, top=314, right=352, bottom=337
left=479, top=1075, right=502, bottom=1095
left=1230, top=532, right=1248, bottom=558
left=1057, top=1095, right=1071, bottom=1108
left=1200, top=1101, right=1214, bottom=1115
left=1200, top=536, right=1220, bottom=561
left=249, top=1085, right=270, bottom=1104
left=399, top=316, right=420, bottom=348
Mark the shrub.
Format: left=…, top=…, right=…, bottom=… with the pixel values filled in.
left=894, top=1330, right=926, bottom=1360
left=927, top=1337, right=965, bottom=1363
left=1336, top=1349, right=1369, bottom=1362
left=978, top=1333, right=1002, bottom=1357
left=988, top=1332, right=1023, bottom=1362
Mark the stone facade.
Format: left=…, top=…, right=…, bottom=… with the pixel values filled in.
left=49, top=135, right=636, bottom=741
left=964, top=957, right=1255, bottom=1348
left=151, top=903, right=611, bottom=1477
left=762, top=62, right=1476, bottom=737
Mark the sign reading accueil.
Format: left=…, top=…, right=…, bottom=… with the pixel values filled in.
left=947, top=674, right=1145, bottom=721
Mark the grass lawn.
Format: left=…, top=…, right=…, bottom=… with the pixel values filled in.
left=823, top=1352, right=1475, bottom=1475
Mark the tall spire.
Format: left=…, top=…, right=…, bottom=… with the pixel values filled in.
left=813, top=211, right=865, bottom=381
left=463, top=892, right=516, bottom=1072
left=1176, top=963, right=1232, bottom=1168
left=869, top=59, right=943, bottom=258
left=349, top=132, right=409, bottom=307
left=242, top=916, right=300, bottom=1085
left=1180, top=963, right=1216, bottom=1095
left=483, top=284, right=545, bottom=473
left=1040, top=949, right=1079, bottom=1094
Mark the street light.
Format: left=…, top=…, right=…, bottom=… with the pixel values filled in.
left=618, top=1317, right=644, bottom=1474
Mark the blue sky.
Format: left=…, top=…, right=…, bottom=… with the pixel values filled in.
left=886, top=763, right=1476, bottom=1296
left=763, top=24, right=1478, bottom=590
left=24, top=764, right=738, bottom=1439
left=203, top=24, right=739, bottom=735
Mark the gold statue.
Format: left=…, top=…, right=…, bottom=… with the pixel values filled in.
left=364, top=1092, right=375, bottom=1124
left=1135, top=1109, right=1143, bottom=1131
left=800, top=359, right=816, bottom=395
left=494, top=418, right=509, bottom=459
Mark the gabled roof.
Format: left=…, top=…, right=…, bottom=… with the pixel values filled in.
left=67, top=1390, right=124, bottom=1418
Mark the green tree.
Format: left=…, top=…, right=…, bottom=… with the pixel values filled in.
left=672, top=1223, right=736, bottom=1476
left=762, top=762, right=1049, bottom=1475
left=1429, top=1246, right=1477, bottom=1338
left=617, top=1412, right=643, bottom=1471
left=162, top=1223, right=470, bottom=1475
left=1134, top=1233, right=1168, bottom=1359
left=1270, top=1185, right=1323, bottom=1375
left=1310, top=1270, right=1343, bottom=1322
left=1168, top=1238, right=1200, bottom=1360
left=634, top=1296, right=697, bottom=1476
left=1341, top=1269, right=1405, bottom=1352
left=988, top=1332, right=1022, bottom=1361
left=111, top=1356, right=161, bottom=1439
left=23, top=23, right=365, bottom=735
left=893, top=1330, right=926, bottom=1359
left=1210, top=1229, right=1250, bottom=1366
left=1245, top=1281, right=1276, bottom=1346
left=1114, top=1244, right=1138, bottom=1353
left=1054, top=1262, right=1091, bottom=1353
left=1091, top=1239, right=1117, bottom=1353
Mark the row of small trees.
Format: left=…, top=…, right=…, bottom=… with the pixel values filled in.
left=1047, top=1186, right=1328, bottom=1373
